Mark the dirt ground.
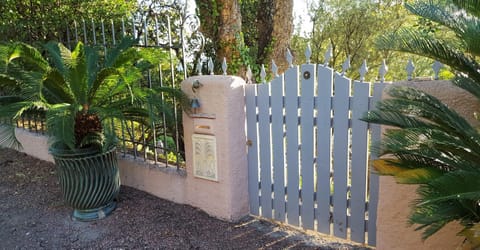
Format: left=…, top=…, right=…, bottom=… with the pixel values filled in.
left=0, top=148, right=372, bottom=249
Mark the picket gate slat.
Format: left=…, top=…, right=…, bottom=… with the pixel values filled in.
left=350, top=81, right=370, bottom=243
left=300, top=64, right=315, bottom=229
left=271, top=76, right=286, bottom=221
left=258, top=83, right=273, bottom=219
left=316, top=66, right=334, bottom=234
left=332, top=73, right=350, bottom=238
left=285, top=66, right=300, bottom=226
left=246, top=84, right=259, bottom=215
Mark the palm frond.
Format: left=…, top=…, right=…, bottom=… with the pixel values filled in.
left=105, top=37, right=137, bottom=67
left=409, top=169, right=480, bottom=239
left=405, top=2, right=464, bottom=35
left=376, top=28, right=480, bottom=83
left=406, top=1, right=480, bottom=57
left=410, top=204, right=459, bottom=239
left=392, top=87, right=479, bottom=143
left=453, top=0, right=480, bottom=18
left=78, top=131, right=104, bottom=149
left=0, top=101, right=35, bottom=121
left=43, top=42, right=69, bottom=77
left=85, top=45, right=99, bottom=89
left=453, top=75, right=480, bottom=100
left=67, top=42, right=88, bottom=105
left=46, top=104, right=76, bottom=150
left=422, top=170, right=480, bottom=204
left=87, top=67, right=120, bottom=104
left=0, top=101, right=38, bottom=149
left=363, top=110, right=430, bottom=129
left=395, top=168, right=444, bottom=184
left=42, top=69, right=75, bottom=104
left=9, top=42, right=49, bottom=72
left=0, top=55, right=44, bottom=102
left=373, top=159, right=444, bottom=184
left=382, top=126, right=480, bottom=159
left=0, top=73, right=21, bottom=93
left=16, top=71, right=44, bottom=102
left=365, top=86, right=480, bottom=144
left=0, top=124, right=22, bottom=150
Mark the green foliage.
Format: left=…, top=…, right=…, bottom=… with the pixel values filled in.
left=0, top=0, right=136, bottom=43
left=364, top=0, right=480, bottom=243
left=291, top=0, right=441, bottom=81
left=0, top=38, right=189, bottom=152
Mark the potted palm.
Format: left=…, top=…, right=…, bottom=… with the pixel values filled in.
left=0, top=38, right=187, bottom=221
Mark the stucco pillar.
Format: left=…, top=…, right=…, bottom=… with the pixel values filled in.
left=181, top=75, right=249, bottom=221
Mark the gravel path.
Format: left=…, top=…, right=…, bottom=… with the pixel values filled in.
left=0, top=148, right=372, bottom=249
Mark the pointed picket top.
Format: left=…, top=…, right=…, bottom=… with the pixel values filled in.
left=222, top=57, right=227, bottom=75
left=342, top=56, right=351, bottom=76
left=246, top=65, right=253, bottom=84
left=379, top=59, right=388, bottom=83
left=286, top=48, right=294, bottom=68
left=208, top=57, right=214, bottom=75
left=406, top=59, right=415, bottom=81
left=196, top=59, right=202, bottom=75
left=324, top=45, right=332, bottom=66
left=359, top=60, right=368, bottom=82
left=305, top=43, right=312, bottom=64
left=260, top=64, right=267, bottom=83
left=432, top=60, right=443, bottom=80
left=271, top=60, right=279, bottom=77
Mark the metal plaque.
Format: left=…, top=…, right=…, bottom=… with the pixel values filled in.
left=192, top=134, right=218, bottom=181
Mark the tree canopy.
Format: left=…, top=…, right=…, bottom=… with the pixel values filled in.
left=290, top=0, right=447, bottom=82
left=0, top=0, right=137, bottom=43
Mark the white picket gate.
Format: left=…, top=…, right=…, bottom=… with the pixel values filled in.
left=245, top=61, right=385, bottom=246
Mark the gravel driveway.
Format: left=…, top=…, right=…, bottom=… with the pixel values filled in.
left=0, top=148, right=371, bottom=249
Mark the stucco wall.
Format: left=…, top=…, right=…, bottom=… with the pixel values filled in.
left=14, top=75, right=250, bottom=223
left=376, top=80, right=477, bottom=250
left=16, top=129, right=53, bottom=162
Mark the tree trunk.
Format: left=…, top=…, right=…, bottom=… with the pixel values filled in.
left=196, top=0, right=242, bottom=74
left=257, top=0, right=293, bottom=73
left=196, top=0, right=292, bottom=76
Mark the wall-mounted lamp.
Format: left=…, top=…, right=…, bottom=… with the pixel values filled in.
left=191, top=98, right=201, bottom=109
left=191, top=79, right=203, bottom=113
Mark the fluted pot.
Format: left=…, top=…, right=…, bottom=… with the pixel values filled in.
left=50, top=146, right=120, bottom=221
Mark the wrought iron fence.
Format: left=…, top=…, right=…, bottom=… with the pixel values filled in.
left=15, top=10, right=203, bottom=169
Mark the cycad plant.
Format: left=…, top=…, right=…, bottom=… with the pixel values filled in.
left=363, top=0, right=480, bottom=245
left=0, top=37, right=187, bottom=152
left=0, top=38, right=188, bottom=220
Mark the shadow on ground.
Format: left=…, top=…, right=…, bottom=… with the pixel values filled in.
left=0, top=148, right=371, bottom=249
